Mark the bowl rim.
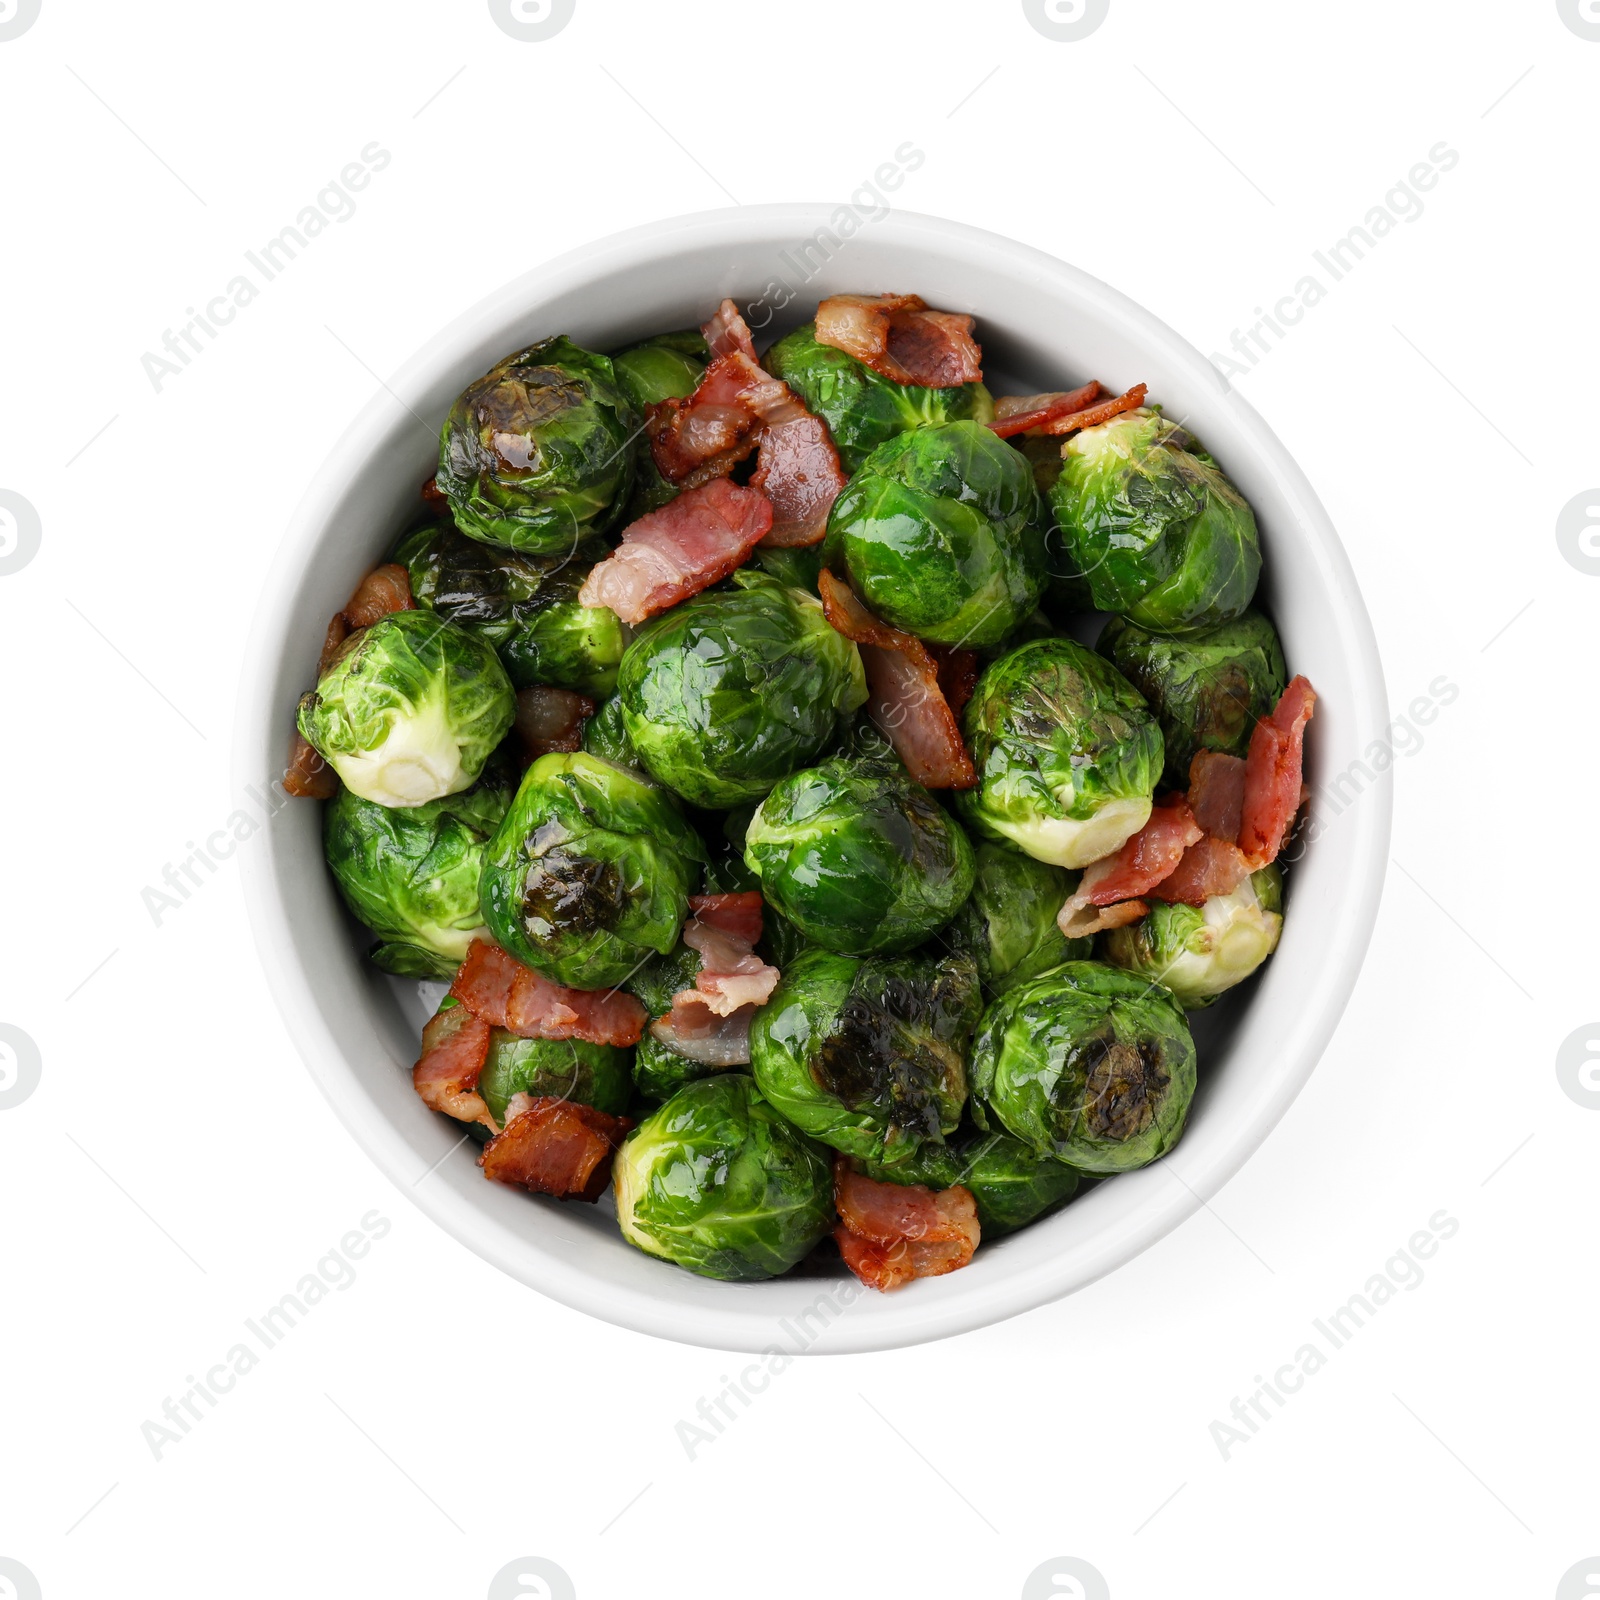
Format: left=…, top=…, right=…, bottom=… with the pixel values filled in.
left=234, top=203, right=1390, bottom=1353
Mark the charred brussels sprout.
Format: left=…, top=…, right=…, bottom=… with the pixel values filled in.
left=1103, top=865, right=1283, bottom=1009
left=764, top=323, right=993, bottom=473
left=436, top=336, right=638, bottom=553
left=859, top=1128, right=1081, bottom=1238
left=322, top=772, right=510, bottom=978
left=750, top=948, right=981, bottom=1165
left=297, top=611, right=514, bottom=807
left=612, top=331, right=706, bottom=517
left=479, top=751, right=706, bottom=988
left=394, top=520, right=628, bottom=697
left=970, top=961, right=1197, bottom=1173
left=1098, top=609, right=1286, bottom=787
left=744, top=754, right=976, bottom=956
left=956, top=637, right=1162, bottom=869
left=1050, top=409, right=1261, bottom=633
left=617, top=571, right=866, bottom=809
left=823, top=421, right=1047, bottom=647
left=477, top=1032, right=632, bottom=1124
left=949, top=841, right=1092, bottom=996
left=614, top=1075, right=834, bottom=1281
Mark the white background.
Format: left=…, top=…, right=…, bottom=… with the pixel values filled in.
left=2, top=2, right=1595, bottom=1597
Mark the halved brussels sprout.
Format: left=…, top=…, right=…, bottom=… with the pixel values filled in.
left=749, top=948, right=980, bottom=1165
left=322, top=770, right=510, bottom=978
left=764, top=323, right=993, bottom=473
left=612, top=331, right=707, bottom=517
left=1102, top=865, right=1283, bottom=1008
left=949, top=840, right=1092, bottom=996
left=436, top=335, right=638, bottom=553
left=970, top=960, right=1197, bottom=1173
left=744, top=754, right=976, bottom=956
left=823, top=421, right=1047, bottom=647
left=1050, top=409, right=1261, bottom=634
left=477, top=1031, right=633, bottom=1124
left=297, top=610, right=514, bottom=807
left=394, top=519, right=628, bottom=698
left=955, top=637, right=1163, bottom=868
left=859, top=1128, right=1081, bottom=1238
left=1098, top=608, right=1286, bottom=787
left=616, top=571, right=866, bottom=809
left=479, top=750, right=706, bottom=988
left=614, top=1074, right=834, bottom=1281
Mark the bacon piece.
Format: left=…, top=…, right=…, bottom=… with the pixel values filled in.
left=450, top=940, right=646, bottom=1047
left=652, top=892, right=777, bottom=1066
left=834, top=1159, right=980, bottom=1292
left=316, top=613, right=352, bottom=677
left=1032, top=384, right=1149, bottom=436
left=1056, top=896, right=1152, bottom=940
left=412, top=1002, right=493, bottom=1124
left=1239, top=676, right=1317, bottom=866
left=342, top=564, right=413, bottom=629
left=1188, top=751, right=1248, bottom=844
left=680, top=918, right=779, bottom=1017
left=647, top=350, right=794, bottom=481
left=988, top=382, right=1103, bottom=439
left=283, top=731, right=338, bottom=799
left=577, top=477, right=772, bottom=625
left=1149, top=836, right=1254, bottom=906
left=513, top=686, right=594, bottom=761
left=687, top=891, right=764, bottom=949
left=1057, top=796, right=1201, bottom=937
left=480, top=1096, right=632, bottom=1202
left=702, top=297, right=757, bottom=362
left=421, top=476, right=451, bottom=514
left=650, top=1004, right=755, bottom=1067
left=750, top=414, right=847, bottom=548
left=814, top=294, right=983, bottom=387
left=818, top=570, right=976, bottom=790
left=932, top=647, right=979, bottom=718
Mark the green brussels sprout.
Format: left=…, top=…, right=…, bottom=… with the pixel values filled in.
left=753, top=541, right=827, bottom=594
left=1102, top=865, right=1283, bottom=1009
left=322, top=770, right=511, bottom=978
left=859, top=1128, right=1081, bottom=1238
left=617, top=571, right=866, bottom=809
left=948, top=840, right=1092, bottom=997
left=750, top=948, right=980, bottom=1165
left=581, top=694, right=644, bottom=771
left=436, top=335, right=638, bottom=554
left=624, top=942, right=731, bottom=1105
left=764, top=323, right=993, bottom=474
left=612, top=331, right=707, bottom=518
left=393, top=519, right=628, bottom=698
left=477, top=1031, right=633, bottom=1124
left=956, top=637, right=1163, bottom=869
left=970, top=960, right=1197, bottom=1173
left=297, top=610, right=514, bottom=807
left=614, top=1074, right=834, bottom=1281
left=479, top=750, right=706, bottom=988
left=823, top=421, right=1047, bottom=647
left=1050, top=409, right=1261, bottom=633
left=1098, top=609, right=1286, bottom=787
left=744, top=754, right=976, bottom=956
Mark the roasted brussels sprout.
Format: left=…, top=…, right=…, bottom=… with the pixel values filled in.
left=970, top=961, right=1197, bottom=1173
left=479, top=751, right=706, bottom=988
left=394, top=519, right=628, bottom=697
left=750, top=948, right=981, bottom=1165
left=612, top=331, right=706, bottom=517
left=1051, top=409, right=1261, bottom=633
left=477, top=1031, right=633, bottom=1124
left=1103, top=865, right=1283, bottom=1008
left=956, top=637, right=1162, bottom=869
left=297, top=610, right=514, bottom=807
left=436, top=335, right=638, bottom=553
left=581, top=694, right=644, bottom=771
left=753, top=541, right=827, bottom=594
left=322, top=771, right=510, bottom=978
left=859, top=1128, right=1081, bottom=1238
left=823, top=421, right=1047, bottom=647
left=949, top=840, right=1092, bottom=996
left=1098, top=609, right=1286, bottom=787
left=616, top=570, right=866, bottom=808
left=744, top=754, right=976, bottom=956
left=625, top=942, right=730, bottom=1105
left=614, top=1074, right=834, bottom=1280
left=764, top=323, right=993, bottom=473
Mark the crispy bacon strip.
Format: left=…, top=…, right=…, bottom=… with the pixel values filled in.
left=1031, top=383, right=1148, bottom=436
left=1057, top=796, right=1202, bottom=937
left=818, top=570, right=976, bottom=790
left=652, top=892, right=776, bottom=1065
left=1239, top=676, right=1316, bottom=866
left=1149, top=835, right=1253, bottom=906
left=702, top=297, right=757, bottom=361
left=577, top=477, right=773, bottom=625
left=649, top=1005, right=755, bottom=1067
left=687, top=891, right=764, bottom=949
left=834, top=1159, right=980, bottom=1292
left=450, top=940, right=646, bottom=1047
left=814, top=294, right=983, bottom=387
left=1056, top=896, right=1151, bottom=940
left=987, top=382, right=1103, bottom=439
left=513, top=686, right=594, bottom=761
left=1188, top=751, right=1248, bottom=844
left=750, top=414, right=847, bottom=548
left=412, top=1002, right=493, bottom=1124
left=283, top=731, right=338, bottom=799
left=480, top=1096, right=632, bottom=1202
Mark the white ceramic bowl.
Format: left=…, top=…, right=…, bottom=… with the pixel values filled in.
left=236, top=205, right=1389, bottom=1354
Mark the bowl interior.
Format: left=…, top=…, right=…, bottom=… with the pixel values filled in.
left=236, top=207, right=1389, bottom=1354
